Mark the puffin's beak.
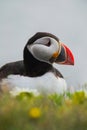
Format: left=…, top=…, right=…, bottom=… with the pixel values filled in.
left=55, top=42, right=74, bottom=65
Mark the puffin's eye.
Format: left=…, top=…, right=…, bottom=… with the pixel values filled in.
left=45, top=40, right=51, bottom=47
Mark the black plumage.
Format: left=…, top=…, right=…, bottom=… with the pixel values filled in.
left=0, top=61, right=25, bottom=79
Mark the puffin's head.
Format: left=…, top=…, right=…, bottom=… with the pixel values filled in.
left=25, top=32, right=74, bottom=65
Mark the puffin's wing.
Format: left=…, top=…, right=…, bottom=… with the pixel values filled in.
left=51, top=67, right=63, bottom=78
left=0, top=61, right=25, bottom=80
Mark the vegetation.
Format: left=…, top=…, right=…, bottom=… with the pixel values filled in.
left=0, top=90, right=87, bottom=130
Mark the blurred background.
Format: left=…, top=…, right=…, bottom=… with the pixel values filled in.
left=0, top=0, right=87, bottom=88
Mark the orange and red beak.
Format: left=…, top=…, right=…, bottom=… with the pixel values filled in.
left=55, top=42, right=74, bottom=65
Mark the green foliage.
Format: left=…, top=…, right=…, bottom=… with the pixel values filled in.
left=0, top=90, right=87, bottom=130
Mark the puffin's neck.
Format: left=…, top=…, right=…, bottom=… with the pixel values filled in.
left=23, top=47, right=53, bottom=77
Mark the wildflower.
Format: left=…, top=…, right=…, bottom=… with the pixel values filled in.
left=10, top=87, right=40, bottom=96
left=72, top=91, right=85, bottom=104
left=65, top=99, right=72, bottom=106
left=29, top=107, right=41, bottom=119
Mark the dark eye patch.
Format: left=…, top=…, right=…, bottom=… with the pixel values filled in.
left=45, top=40, right=51, bottom=47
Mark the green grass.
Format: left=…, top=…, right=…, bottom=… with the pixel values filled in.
left=0, top=91, right=87, bottom=130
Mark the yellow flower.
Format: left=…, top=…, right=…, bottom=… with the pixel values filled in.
left=29, top=107, right=41, bottom=119
left=65, top=99, right=72, bottom=106
left=72, top=91, right=85, bottom=104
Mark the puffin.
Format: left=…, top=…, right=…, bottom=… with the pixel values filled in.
left=0, top=32, right=74, bottom=95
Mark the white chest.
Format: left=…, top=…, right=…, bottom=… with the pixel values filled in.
left=1, top=72, right=67, bottom=96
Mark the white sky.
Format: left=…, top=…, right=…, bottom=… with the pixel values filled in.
left=0, top=0, right=87, bottom=87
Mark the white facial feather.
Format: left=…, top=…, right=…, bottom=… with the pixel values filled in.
left=27, top=37, right=60, bottom=63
